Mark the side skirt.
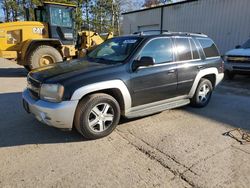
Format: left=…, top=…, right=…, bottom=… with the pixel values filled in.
left=125, top=96, right=190, bottom=119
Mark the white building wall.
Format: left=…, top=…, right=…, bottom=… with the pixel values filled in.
left=122, top=8, right=161, bottom=34
left=122, top=0, right=250, bottom=54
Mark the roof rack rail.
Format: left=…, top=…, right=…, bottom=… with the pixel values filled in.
left=167, top=31, right=207, bottom=37
left=190, top=32, right=208, bottom=37
left=132, top=30, right=208, bottom=37
left=132, top=30, right=169, bottom=35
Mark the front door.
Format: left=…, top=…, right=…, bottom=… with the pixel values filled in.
left=130, top=37, right=178, bottom=107
left=48, top=5, right=75, bottom=45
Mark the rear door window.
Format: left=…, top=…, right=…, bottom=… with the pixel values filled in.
left=175, top=38, right=192, bottom=61
left=198, top=38, right=219, bottom=58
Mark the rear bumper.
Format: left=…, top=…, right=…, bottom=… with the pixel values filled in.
left=22, top=89, right=78, bottom=129
left=216, top=73, right=224, bottom=86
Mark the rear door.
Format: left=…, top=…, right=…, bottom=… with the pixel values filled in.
left=174, top=37, right=203, bottom=95
left=130, top=37, right=178, bottom=107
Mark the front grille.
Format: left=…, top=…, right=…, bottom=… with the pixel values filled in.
left=233, top=66, right=250, bottom=70
left=27, top=74, right=41, bottom=100
left=29, top=89, right=39, bottom=99
left=227, top=56, right=250, bottom=63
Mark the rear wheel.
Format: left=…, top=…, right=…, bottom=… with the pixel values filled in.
left=27, top=45, right=63, bottom=69
left=74, top=93, right=121, bottom=139
left=190, top=78, right=213, bottom=108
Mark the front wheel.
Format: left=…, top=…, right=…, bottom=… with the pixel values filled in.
left=27, top=45, right=63, bottom=69
left=74, top=93, right=121, bottom=139
left=190, top=78, right=213, bottom=108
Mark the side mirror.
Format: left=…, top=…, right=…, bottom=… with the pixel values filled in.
left=133, top=56, right=155, bottom=71
left=235, top=45, right=241, bottom=49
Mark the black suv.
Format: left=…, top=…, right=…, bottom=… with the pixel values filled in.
left=22, top=32, right=224, bottom=139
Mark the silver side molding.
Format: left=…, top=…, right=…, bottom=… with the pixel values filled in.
left=188, top=67, right=224, bottom=98
left=71, top=80, right=132, bottom=113
left=125, top=95, right=189, bottom=118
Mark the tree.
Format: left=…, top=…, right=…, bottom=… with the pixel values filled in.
left=0, top=0, right=141, bottom=35
left=143, top=0, right=161, bottom=8
left=2, top=0, right=11, bottom=21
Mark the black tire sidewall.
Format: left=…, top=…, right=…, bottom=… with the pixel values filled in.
left=29, top=46, right=63, bottom=69
left=78, top=95, right=120, bottom=139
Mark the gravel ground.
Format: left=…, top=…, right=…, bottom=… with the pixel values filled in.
left=0, top=58, right=249, bottom=188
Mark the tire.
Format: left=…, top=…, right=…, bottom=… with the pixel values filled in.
left=74, top=93, right=121, bottom=139
left=27, top=45, right=63, bottom=69
left=190, top=78, right=213, bottom=108
left=225, top=70, right=235, bottom=80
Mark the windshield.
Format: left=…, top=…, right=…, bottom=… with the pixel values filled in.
left=50, top=6, right=73, bottom=27
left=242, top=39, right=250, bottom=49
left=87, top=37, right=142, bottom=63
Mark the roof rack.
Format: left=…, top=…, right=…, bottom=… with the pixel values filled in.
left=132, top=30, right=208, bottom=37
left=132, top=30, right=169, bottom=36
left=169, top=32, right=208, bottom=37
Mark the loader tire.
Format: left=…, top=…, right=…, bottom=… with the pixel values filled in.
left=27, top=45, right=63, bottom=69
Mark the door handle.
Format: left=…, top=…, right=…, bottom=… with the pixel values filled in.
left=197, top=65, right=204, bottom=70
left=167, top=69, right=176, bottom=74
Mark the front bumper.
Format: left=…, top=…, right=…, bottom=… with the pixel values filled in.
left=225, top=62, right=250, bottom=73
left=22, top=89, right=78, bottom=129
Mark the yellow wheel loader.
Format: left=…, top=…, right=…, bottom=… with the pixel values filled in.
left=0, top=1, right=113, bottom=70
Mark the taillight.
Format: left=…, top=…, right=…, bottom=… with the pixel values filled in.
left=219, top=59, right=224, bottom=73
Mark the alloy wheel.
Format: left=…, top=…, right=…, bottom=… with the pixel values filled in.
left=198, top=84, right=210, bottom=103
left=88, top=103, right=114, bottom=133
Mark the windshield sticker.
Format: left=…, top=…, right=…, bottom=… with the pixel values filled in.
left=123, top=40, right=137, bottom=44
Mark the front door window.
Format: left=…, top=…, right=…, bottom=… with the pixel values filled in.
left=139, top=38, right=174, bottom=64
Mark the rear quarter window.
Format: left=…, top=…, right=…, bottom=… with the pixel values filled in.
left=198, top=38, right=219, bottom=58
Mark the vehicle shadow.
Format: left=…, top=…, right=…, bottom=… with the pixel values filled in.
left=222, top=75, right=250, bottom=90
left=0, top=67, right=28, bottom=77
left=0, top=92, right=85, bottom=148
left=119, top=93, right=250, bottom=133
left=183, top=91, right=250, bottom=132
left=183, top=75, right=250, bottom=132
left=1, top=82, right=250, bottom=148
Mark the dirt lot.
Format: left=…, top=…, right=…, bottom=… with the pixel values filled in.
left=0, top=58, right=250, bottom=188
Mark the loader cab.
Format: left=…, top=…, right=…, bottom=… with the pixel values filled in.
left=35, top=2, right=76, bottom=45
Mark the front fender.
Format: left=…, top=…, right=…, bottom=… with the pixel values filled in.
left=71, top=80, right=132, bottom=114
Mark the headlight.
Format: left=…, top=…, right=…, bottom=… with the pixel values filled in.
left=40, top=84, right=64, bottom=103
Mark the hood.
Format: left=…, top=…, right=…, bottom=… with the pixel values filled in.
left=29, top=58, right=119, bottom=83
left=226, top=48, right=250, bottom=57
